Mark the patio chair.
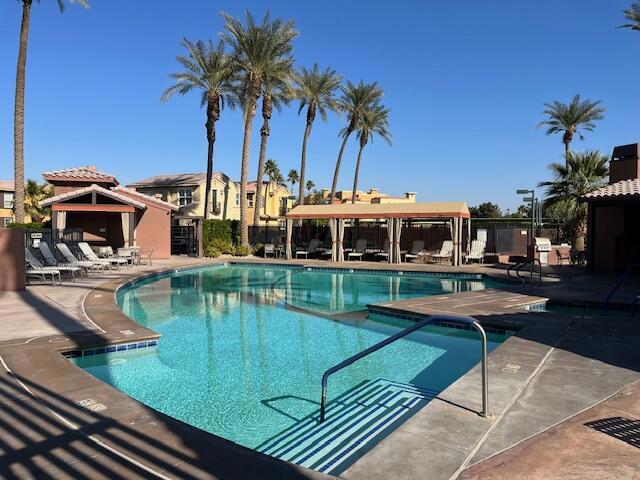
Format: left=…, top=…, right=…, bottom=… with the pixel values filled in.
left=139, top=248, right=154, bottom=266
left=404, top=240, right=426, bottom=262
left=347, top=239, right=368, bottom=261
left=374, top=239, right=390, bottom=261
left=556, top=249, right=571, bottom=266
left=264, top=243, right=276, bottom=258
left=39, top=242, right=89, bottom=277
left=25, top=247, right=80, bottom=280
left=430, top=240, right=454, bottom=264
left=465, top=240, right=486, bottom=264
left=56, top=243, right=106, bottom=272
left=78, top=242, right=122, bottom=269
left=295, top=239, right=321, bottom=259
left=24, top=248, right=64, bottom=284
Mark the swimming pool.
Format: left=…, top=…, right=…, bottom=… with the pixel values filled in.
left=74, top=264, right=506, bottom=474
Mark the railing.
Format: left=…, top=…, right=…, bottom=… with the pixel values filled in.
left=319, top=314, right=488, bottom=422
left=604, top=262, right=640, bottom=315
left=507, top=258, right=542, bottom=287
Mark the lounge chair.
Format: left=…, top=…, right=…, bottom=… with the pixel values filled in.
left=374, top=239, right=390, bottom=261
left=347, top=239, right=367, bottom=261
left=264, top=243, right=276, bottom=258
left=39, top=242, right=89, bottom=276
left=116, top=247, right=136, bottom=265
left=26, top=265, right=61, bottom=285
left=25, top=247, right=80, bottom=280
left=139, top=248, right=154, bottom=266
left=431, top=240, right=454, bottom=264
left=296, top=239, right=321, bottom=259
left=56, top=243, right=106, bottom=272
left=465, top=240, right=486, bottom=264
left=404, top=240, right=426, bottom=262
left=79, top=242, right=127, bottom=269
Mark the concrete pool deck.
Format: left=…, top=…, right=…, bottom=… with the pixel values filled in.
left=0, top=256, right=639, bottom=479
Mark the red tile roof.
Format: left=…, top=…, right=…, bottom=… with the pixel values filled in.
left=0, top=180, right=14, bottom=192
left=43, top=166, right=118, bottom=185
left=40, top=184, right=146, bottom=209
left=113, top=186, right=178, bottom=211
left=584, top=179, right=640, bottom=200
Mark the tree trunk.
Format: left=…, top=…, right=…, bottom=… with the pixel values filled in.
left=254, top=119, right=269, bottom=225
left=351, top=144, right=365, bottom=204
left=13, top=0, right=32, bottom=224
left=203, top=96, right=220, bottom=221
left=564, top=141, right=570, bottom=168
left=298, top=121, right=312, bottom=208
left=240, top=109, right=255, bottom=247
left=330, top=133, right=351, bottom=202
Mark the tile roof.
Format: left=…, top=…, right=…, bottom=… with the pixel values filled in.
left=113, top=186, right=179, bottom=211
left=584, top=179, right=640, bottom=200
left=0, top=180, right=15, bottom=191
left=128, top=172, right=227, bottom=188
left=42, top=166, right=118, bottom=184
left=40, top=184, right=147, bottom=209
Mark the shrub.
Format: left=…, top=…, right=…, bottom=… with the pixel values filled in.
left=204, top=245, right=221, bottom=258
left=252, top=243, right=264, bottom=256
left=8, top=222, right=44, bottom=230
left=211, top=238, right=234, bottom=254
left=234, top=245, right=250, bottom=256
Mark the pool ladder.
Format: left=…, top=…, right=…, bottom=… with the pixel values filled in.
left=319, top=314, right=489, bottom=422
left=507, top=258, right=542, bottom=287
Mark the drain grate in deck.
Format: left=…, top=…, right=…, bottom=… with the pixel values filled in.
left=584, top=417, right=640, bottom=448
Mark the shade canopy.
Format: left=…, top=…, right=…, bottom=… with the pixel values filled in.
left=285, top=202, right=470, bottom=220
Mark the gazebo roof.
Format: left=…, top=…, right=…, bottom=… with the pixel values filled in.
left=285, top=202, right=470, bottom=219
left=40, top=184, right=147, bottom=209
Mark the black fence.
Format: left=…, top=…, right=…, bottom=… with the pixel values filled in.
left=23, top=228, right=84, bottom=249
left=249, top=220, right=566, bottom=256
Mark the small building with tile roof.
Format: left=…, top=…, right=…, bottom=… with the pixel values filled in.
left=584, top=143, right=640, bottom=273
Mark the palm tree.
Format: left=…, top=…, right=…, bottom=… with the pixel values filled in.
left=539, top=150, right=609, bottom=244
left=538, top=95, right=605, bottom=166
left=222, top=11, right=297, bottom=246
left=306, top=180, right=315, bottom=195
left=13, top=0, right=89, bottom=223
left=263, top=158, right=281, bottom=215
left=24, top=179, right=52, bottom=222
left=350, top=106, right=392, bottom=204
left=287, top=169, right=299, bottom=192
left=253, top=75, right=291, bottom=225
left=162, top=39, right=236, bottom=220
left=619, top=2, right=640, bottom=30
left=330, top=80, right=384, bottom=202
left=292, top=64, right=342, bottom=207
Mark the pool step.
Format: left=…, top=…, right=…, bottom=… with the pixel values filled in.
left=257, top=378, right=437, bottom=474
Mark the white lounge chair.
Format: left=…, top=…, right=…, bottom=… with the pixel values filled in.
left=465, top=240, right=486, bottom=264
left=404, top=240, right=426, bottom=262
left=117, top=247, right=136, bottom=266
left=79, top=242, right=127, bottom=268
left=56, top=243, right=106, bottom=272
left=264, top=243, right=276, bottom=258
left=26, top=265, right=61, bottom=285
left=347, top=239, right=368, bottom=261
left=374, top=239, right=390, bottom=261
left=431, top=240, right=454, bottom=264
left=39, top=242, right=89, bottom=276
left=296, top=239, right=321, bottom=259
left=25, top=247, right=79, bottom=280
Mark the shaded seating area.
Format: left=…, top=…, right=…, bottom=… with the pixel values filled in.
left=284, top=202, right=472, bottom=265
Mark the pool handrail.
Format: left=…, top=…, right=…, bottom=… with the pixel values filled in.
left=515, top=258, right=542, bottom=287
left=604, top=262, right=640, bottom=315
left=319, top=314, right=488, bottom=423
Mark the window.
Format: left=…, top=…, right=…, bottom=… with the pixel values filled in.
left=235, top=193, right=240, bottom=207
left=178, top=188, right=193, bottom=207
left=210, top=190, right=218, bottom=213
left=3, top=192, right=14, bottom=209
left=248, top=193, right=254, bottom=208
left=1, top=218, right=10, bottom=228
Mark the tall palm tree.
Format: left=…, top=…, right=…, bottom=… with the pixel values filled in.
left=619, top=2, right=640, bottom=30
left=292, top=64, right=342, bottom=207
left=306, top=180, right=315, bottom=195
left=263, top=158, right=281, bottom=215
left=24, top=179, right=52, bottom=222
left=287, top=169, right=299, bottom=192
left=13, top=0, right=89, bottom=223
left=350, top=106, right=392, bottom=204
left=330, top=80, right=383, bottom=202
left=253, top=75, right=291, bottom=225
left=538, top=95, right=605, bottom=166
left=539, top=150, right=609, bottom=244
left=162, top=39, right=236, bottom=220
left=222, top=11, right=297, bottom=246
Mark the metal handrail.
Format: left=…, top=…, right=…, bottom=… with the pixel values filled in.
left=604, top=262, right=640, bottom=315
left=515, top=258, right=542, bottom=287
left=319, top=314, right=488, bottom=422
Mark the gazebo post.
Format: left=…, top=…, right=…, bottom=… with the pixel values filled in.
left=285, top=218, right=293, bottom=260
left=467, top=217, right=472, bottom=256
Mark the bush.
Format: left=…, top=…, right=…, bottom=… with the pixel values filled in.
left=8, top=222, right=44, bottom=230
left=234, top=245, right=250, bottom=257
left=210, top=238, right=234, bottom=254
left=204, top=245, right=221, bottom=258
left=252, top=243, right=264, bottom=256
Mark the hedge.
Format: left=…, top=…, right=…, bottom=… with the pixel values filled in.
left=203, top=219, right=240, bottom=251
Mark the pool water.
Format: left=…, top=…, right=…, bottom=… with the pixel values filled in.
left=74, top=264, right=506, bottom=473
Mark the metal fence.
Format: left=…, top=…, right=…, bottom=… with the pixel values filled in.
left=23, top=228, right=83, bottom=249
left=249, top=220, right=565, bottom=256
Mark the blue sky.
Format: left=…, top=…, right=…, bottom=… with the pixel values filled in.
left=1, top=0, right=639, bottom=211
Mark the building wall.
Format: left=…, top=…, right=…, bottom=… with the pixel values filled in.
left=66, top=211, right=125, bottom=246
left=134, top=203, right=172, bottom=259
left=0, top=228, right=25, bottom=291
left=248, top=182, right=293, bottom=225
left=592, top=205, right=625, bottom=274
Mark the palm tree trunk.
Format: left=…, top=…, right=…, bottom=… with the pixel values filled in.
left=203, top=97, right=219, bottom=221
left=351, top=144, right=365, bottom=204
left=564, top=141, right=570, bottom=168
left=330, top=133, right=350, bottom=203
left=13, top=0, right=33, bottom=224
left=298, top=121, right=312, bottom=207
left=240, top=109, right=255, bottom=247
left=254, top=120, right=269, bottom=225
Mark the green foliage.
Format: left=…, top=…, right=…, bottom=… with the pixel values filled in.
left=538, top=95, right=605, bottom=151
left=469, top=202, right=502, bottom=218
left=292, top=63, right=342, bottom=123
left=234, top=244, right=251, bottom=256
left=211, top=238, right=235, bottom=254
left=252, top=243, right=265, bottom=256
left=620, top=2, right=640, bottom=31
left=203, top=219, right=240, bottom=255
left=204, top=245, right=221, bottom=258
left=8, top=222, right=44, bottom=230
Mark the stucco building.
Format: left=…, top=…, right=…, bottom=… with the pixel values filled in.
left=318, top=188, right=417, bottom=205
left=0, top=181, right=15, bottom=227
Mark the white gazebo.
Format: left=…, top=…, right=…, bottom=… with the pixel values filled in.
left=284, top=202, right=471, bottom=265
